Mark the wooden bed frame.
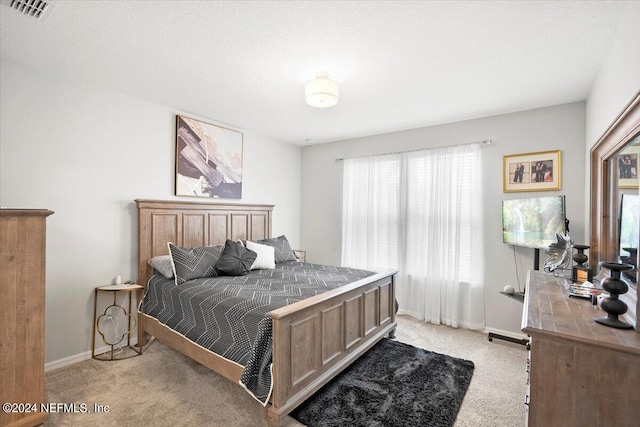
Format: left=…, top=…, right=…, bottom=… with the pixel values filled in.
left=136, top=199, right=397, bottom=426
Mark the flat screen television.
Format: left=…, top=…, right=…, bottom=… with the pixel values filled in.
left=619, top=193, right=639, bottom=257
left=502, top=195, right=566, bottom=249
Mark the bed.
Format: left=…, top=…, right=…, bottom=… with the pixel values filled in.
left=135, top=199, right=397, bottom=426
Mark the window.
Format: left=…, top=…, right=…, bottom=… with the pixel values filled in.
left=342, top=143, right=484, bottom=328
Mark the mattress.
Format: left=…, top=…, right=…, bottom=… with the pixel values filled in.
left=140, top=261, right=374, bottom=403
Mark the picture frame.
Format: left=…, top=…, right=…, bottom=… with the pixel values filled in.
left=503, top=150, right=561, bottom=192
left=617, top=144, right=639, bottom=189
left=175, top=115, right=243, bottom=199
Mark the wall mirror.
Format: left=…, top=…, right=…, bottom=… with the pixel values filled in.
left=617, top=140, right=640, bottom=285
left=590, top=90, right=640, bottom=328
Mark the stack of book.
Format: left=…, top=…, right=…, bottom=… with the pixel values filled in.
left=564, top=280, right=602, bottom=299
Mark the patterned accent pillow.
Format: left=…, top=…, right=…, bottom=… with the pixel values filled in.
left=168, top=242, right=223, bottom=285
left=215, top=240, right=257, bottom=276
left=257, top=235, right=298, bottom=263
left=147, top=255, right=174, bottom=279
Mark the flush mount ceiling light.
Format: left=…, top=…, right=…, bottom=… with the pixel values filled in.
left=305, top=71, right=339, bottom=108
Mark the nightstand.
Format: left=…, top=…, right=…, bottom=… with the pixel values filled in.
left=92, top=283, right=144, bottom=360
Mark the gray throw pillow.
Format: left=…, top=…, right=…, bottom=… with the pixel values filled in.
left=168, top=242, right=223, bottom=285
left=147, top=255, right=174, bottom=279
left=257, top=235, right=298, bottom=263
left=215, top=240, right=257, bottom=276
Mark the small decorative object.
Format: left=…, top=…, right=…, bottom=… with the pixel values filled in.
left=594, top=262, right=634, bottom=329
left=503, top=285, right=515, bottom=295
left=175, top=115, right=243, bottom=199
left=571, top=244, right=593, bottom=283
left=544, top=232, right=572, bottom=275
left=503, top=150, right=561, bottom=192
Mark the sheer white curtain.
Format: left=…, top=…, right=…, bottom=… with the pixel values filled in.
left=342, top=143, right=484, bottom=329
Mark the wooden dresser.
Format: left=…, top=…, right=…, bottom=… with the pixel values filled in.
left=522, top=270, right=640, bottom=427
left=0, top=209, right=53, bottom=427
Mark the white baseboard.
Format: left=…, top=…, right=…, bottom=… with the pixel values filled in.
left=45, top=349, right=93, bottom=372
left=483, top=327, right=528, bottom=340
left=45, top=339, right=138, bottom=372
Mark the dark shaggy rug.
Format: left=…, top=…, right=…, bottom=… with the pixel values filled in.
left=290, top=338, right=474, bottom=427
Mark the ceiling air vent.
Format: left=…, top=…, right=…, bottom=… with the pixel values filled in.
left=8, top=0, right=53, bottom=20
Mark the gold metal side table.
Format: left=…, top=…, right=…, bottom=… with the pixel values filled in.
left=92, top=283, right=144, bottom=361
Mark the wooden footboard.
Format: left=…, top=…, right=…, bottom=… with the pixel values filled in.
left=267, top=270, right=397, bottom=425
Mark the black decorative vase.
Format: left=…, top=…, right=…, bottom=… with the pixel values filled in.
left=573, top=245, right=589, bottom=265
left=572, top=244, right=592, bottom=283
left=594, top=262, right=634, bottom=329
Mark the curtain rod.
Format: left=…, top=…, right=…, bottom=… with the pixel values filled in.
left=335, top=139, right=493, bottom=162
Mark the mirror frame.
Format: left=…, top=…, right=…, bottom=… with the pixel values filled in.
left=590, top=90, right=640, bottom=329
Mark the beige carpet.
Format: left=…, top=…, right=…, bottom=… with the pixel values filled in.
left=44, top=316, right=527, bottom=426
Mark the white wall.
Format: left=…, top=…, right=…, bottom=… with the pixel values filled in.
left=301, top=103, right=586, bottom=334
left=0, top=60, right=301, bottom=364
left=584, top=1, right=640, bottom=241
left=586, top=1, right=640, bottom=149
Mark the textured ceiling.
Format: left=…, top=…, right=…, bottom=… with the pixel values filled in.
left=0, top=1, right=627, bottom=145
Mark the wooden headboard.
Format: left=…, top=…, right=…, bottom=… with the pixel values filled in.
left=136, top=199, right=274, bottom=288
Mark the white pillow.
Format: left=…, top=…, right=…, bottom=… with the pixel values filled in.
left=246, top=240, right=276, bottom=270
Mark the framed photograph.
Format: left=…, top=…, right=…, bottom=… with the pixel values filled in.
left=503, top=150, right=561, bottom=192
left=175, top=115, right=243, bottom=199
left=617, top=145, right=639, bottom=189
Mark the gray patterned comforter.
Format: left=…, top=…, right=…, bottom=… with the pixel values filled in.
left=140, top=261, right=374, bottom=404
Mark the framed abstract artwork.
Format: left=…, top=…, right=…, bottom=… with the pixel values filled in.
left=503, top=150, right=561, bottom=192
left=175, top=115, right=243, bottom=199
